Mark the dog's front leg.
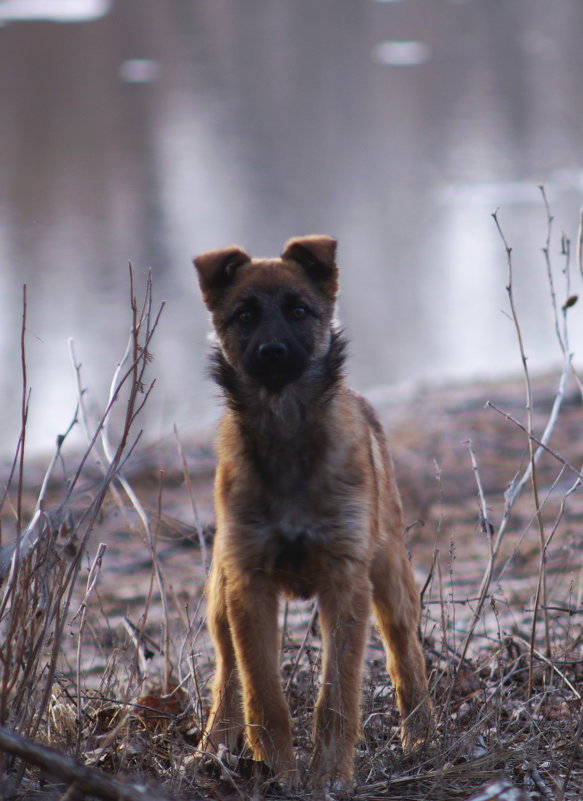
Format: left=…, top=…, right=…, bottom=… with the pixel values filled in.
left=312, top=573, right=372, bottom=791
left=203, top=561, right=244, bottom=754
left=226, top=578, right=297, bottom=781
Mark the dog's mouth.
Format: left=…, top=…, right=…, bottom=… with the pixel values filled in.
left=243, top=341, right=309, bottom=392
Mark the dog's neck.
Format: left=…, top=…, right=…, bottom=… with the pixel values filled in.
left=210, top=329, right=347, bottom=444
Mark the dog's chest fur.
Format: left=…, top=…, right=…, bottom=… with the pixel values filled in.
left=216, top=389, right=372, bottom=598
left=232, top=489, right=367, bottom=599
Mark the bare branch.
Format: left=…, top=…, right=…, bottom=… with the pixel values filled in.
left=174, top=424, right=208, bottom=573
left=487, top=402, right=583, bottom=482
left=493, top=207, right=550, bottom=669
left=0, top=724, right=173, bottom=801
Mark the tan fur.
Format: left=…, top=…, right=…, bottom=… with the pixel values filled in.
left=193, top=236, right=432, bottom=790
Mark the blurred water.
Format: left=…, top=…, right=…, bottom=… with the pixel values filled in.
left=0, top=0, right=582, bottom=457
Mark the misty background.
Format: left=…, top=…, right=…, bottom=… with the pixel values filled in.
left=1, top=0, right=582, bottom=456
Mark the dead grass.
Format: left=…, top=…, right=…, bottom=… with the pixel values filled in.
left=1, top=202, right=583, bottom=800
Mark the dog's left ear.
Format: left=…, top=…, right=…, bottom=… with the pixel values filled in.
left=193, top=246, right=251, bottom=309
left=281, top=235, right=338, bottom=298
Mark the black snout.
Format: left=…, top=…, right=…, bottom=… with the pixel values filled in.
left=241, top=309, right=311, bottom=390
left=258, top=342, right=288, bottom=361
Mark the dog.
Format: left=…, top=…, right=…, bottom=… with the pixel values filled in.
left=193, top=235, right=432, bottom=791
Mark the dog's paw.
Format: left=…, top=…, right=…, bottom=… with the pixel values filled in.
left=401, top=705, right=435, bottom=754
left=312, top=771, right=356, bottom=799
left=262, top=767, right=301, bottom=796
left=182, top=751, right=214, bottom=779
left=182, top=743, right=235, bottom=779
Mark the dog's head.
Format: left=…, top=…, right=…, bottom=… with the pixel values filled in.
left=194, top=235, right=339, bottom=392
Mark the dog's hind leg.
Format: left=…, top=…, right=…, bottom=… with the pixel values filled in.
left=226, top=579, right=297, bottom=781
left=370, top=543, right=432, bottom=750
left=203, top=561, right=244, bottom=754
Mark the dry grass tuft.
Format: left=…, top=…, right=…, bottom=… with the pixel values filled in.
left=1, top=202, right=583, bottom=800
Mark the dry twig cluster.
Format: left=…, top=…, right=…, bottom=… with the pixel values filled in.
left=1, top=199, right=583, bottom=800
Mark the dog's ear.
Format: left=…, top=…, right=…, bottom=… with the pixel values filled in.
left=193, top=246, right=251, bottom=309
left=281, top=235, right=338, bottom=298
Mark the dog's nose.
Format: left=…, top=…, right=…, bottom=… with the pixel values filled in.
left=258, top=342, right=288, bottom=361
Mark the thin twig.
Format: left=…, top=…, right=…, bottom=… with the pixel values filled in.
left=174, top=424, right=208, bottom=573
left=70, top=274, right=171, bottom=696
left=155, top=468, right=172, bottom=692
left=73, top=542, right=107, bottom=752
left=284, top=602, right=319, bottom=695
left=0, top=406, right=79, bottom=580
left=487, top=402, right=583, bottom=481
left=17, top=285, right=28, bottom=537
left=457, top=445, right=496, bottom=668
left=459, top=205, right=577, bottom=672
left=510, top=635, right=582, bottom=701
left=68, top=338, right=132, bottom=526
left=540, top=186, right=564, bottom=352
left=466, top=441, right=493, bottom=541
left=494, top=206, right=550, bottom=670
left=562, top=703, right=583, bottom=799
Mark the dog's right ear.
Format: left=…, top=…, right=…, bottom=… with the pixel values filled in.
left=193, top=246, right=251, bottom=309
left=281, top=235, right=338, bottom=300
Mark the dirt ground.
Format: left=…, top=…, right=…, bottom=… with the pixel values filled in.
left=62, top=369, right=583, bottom=671
left=4, top=369, right=583, bottom=799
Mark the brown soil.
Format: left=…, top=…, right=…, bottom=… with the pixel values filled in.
left=4, top=370, right=583, bottom=799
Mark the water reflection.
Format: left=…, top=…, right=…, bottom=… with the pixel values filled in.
left=371, top=40, right=431, bottom=66
left=0, top=0, right=582, bottom=456
left=0, top=0, right=111, bottom=23
left=118, top=59, right=160, bottom=83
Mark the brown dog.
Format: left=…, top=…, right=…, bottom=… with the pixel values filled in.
left=194, top=236, right=432, bottom=791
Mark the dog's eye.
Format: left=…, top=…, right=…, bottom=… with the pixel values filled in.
left=291, top=306, right=306, bottom=319
left=239, top=310, right=254, bottom=323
